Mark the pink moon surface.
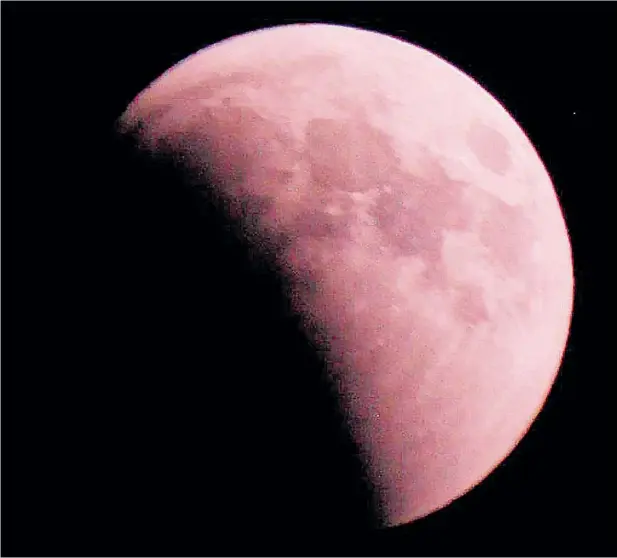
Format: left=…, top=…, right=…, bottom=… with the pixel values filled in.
left=119, top=24, right=574, bottom=527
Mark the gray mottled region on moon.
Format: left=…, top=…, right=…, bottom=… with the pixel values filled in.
left=125, top=83, right=538, bottom=332
left=467, top=119, right=513, bottom=175
left=119, top=23, right=573, bottom=527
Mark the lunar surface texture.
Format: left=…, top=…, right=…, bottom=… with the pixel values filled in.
left=119, top=23, right=574, bottom=527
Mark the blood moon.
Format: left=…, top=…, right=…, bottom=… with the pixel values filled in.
left=119, top=24, right=574, bottom=527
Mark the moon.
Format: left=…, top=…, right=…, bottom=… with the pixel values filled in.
left=118, top=23, right=574, bottom=527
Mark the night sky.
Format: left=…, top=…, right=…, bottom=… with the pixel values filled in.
left=3, top=2, right=614, bottom=557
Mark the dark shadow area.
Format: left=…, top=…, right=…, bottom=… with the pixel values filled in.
left=5, top=127, right=383, bottom=557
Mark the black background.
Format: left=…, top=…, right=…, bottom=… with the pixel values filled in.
left=3, top=2, right=615, bottom=557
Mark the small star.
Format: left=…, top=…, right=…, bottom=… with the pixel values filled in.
left=572, top=111, right=577, bottom=116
